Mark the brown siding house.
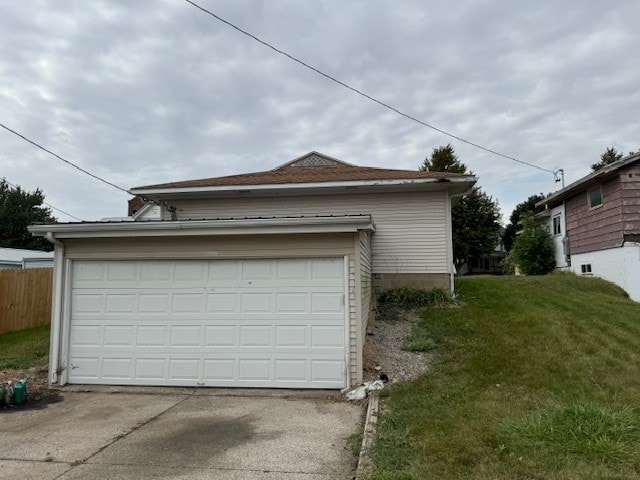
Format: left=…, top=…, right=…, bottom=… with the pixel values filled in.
left=538, top=152, right=640, bottom=301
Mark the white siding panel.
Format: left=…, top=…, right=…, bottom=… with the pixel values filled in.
left=166, top=191, right=449, bottom=274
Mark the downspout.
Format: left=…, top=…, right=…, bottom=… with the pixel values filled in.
left=45, top=232, right=64, bottom=385
left=448, top=191, right=466, bottom=296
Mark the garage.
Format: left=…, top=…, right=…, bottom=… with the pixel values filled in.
left=30, top=216, right=374, bottom=388
left=67, top=257, right=348, bottom=388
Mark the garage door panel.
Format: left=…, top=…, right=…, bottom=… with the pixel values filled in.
left=205, top=293, right=238, bottom=313
left=103, top=326, right=134, bottom=346
left=139, top=294, right=170, bottom=314
left=170, top=326, right=202, bottom=347
left=69, top=357, right=100, bottom=380
left=106, top=262, right=138, bottom=282
left=242, top=260, right=274, bottom=280
left=276, top=293, right=307, bottom=313
left=275, top=325, right=307, bottom=347
left=73, top=261, right=106, bottom=284
left=203, top=359, right=235, bottom=381
left=135, top=358, right=166, bottom=380
left=311, top=360, right=345, bottom=383
left=172, top=293, right=204, bottom=315
left=69, top=258, right=347, bottom=388
left=239, top=325, right=271, bottom=347
left=140, top=261, right=172, bottom=282
left=204, top=325, right=236, bottom=346
left=208, top=260, right=241, bottom=281
left=311, top=293, right=344, bottom=313
left=102, top=358, right=133, bottom=380
left=240, top=292, right=272, bottom=313
left=275, top=359, right=307, bottom=382
left=174, top=261, right=207, bottom=282
left=311, top=258, right=344, bottom=279
left=311, top=326, right=344, bottom=347
left=71, top=323, right=101, bottom=343
left=137, top=325, right=167, bottom=346
left=72, top=294, right=104, bottom=315
left=169, top=358, right=200, bottom=380
left=239, top=359, right=271, bottom=381
left=105, top=294, right=136, bottom=314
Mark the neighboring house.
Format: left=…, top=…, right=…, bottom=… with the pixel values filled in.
left=30, top=152, right=475, bottom=389
left=0, top=247, right=54, bottom=269
left=537, top=152, right=640, bottom=301
left=463, top=241, right=507, bottom=275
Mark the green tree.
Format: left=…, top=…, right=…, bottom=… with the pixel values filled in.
left=452, top=187, right=502, bottom=272
left=420, top=143, right=468, bottom=173
left=502, top=194, right=546, bottom=252
left=510, top=214, right=555, bottom=275
left=0, top=179, right=56, bottom=251
left=591, top=146, right=623, bottom=171
left=420, top=145, right=501, bottom=272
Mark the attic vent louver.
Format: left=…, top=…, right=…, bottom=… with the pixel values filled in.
left=291, top=154, right=340, bottom=167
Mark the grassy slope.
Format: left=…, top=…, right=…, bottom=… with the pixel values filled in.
left=370, top=274, right=640, bottom=479
left=0, top=325, right=50, bottom=370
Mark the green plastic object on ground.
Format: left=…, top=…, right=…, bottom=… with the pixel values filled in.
left=13, top=379, right=27, bottom=405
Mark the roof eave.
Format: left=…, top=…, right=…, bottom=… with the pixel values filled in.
left=29, top=215, right=376, bottom=239
left=537, top=153, right=640, bottom=207
left=129, top=176, right=477, bottom=199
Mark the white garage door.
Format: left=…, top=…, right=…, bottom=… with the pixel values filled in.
left=68, top=258, right=347, bottom=388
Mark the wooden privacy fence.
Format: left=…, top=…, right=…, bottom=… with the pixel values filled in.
left=0, top=268, right=52, bottom=335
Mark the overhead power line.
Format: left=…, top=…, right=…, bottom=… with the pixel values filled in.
left=2, top=178, right=84, bottom=221
left=0, top=122, right=129, bottom=193
left=185, top=0, right=556, bottom=175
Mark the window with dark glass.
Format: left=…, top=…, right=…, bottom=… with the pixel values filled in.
left=552, top=215, right=562, bottom=235
left=588, top=186, right=602, bottom=208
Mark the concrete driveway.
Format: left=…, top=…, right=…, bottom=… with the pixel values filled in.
left=0, top=388, right=363, bottom=479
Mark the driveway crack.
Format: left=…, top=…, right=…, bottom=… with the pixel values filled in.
left=51, top=392, right=194, bottom=479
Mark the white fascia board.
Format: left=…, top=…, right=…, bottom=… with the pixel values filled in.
left=29, top=215, right=375, bottom=239
left=129, top=176, right=476, bottom=197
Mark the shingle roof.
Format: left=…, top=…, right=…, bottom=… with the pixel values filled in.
left=133, top=152, right=469, bottom=191
left=538, top=151, right=640, bottom=207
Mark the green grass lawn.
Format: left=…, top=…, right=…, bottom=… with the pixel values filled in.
left=370, top=274, right=640, bottom=479
left=0, top=325, right=50, bottom=370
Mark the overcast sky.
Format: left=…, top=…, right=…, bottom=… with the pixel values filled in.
left=1, top=1, right=638, bottom=223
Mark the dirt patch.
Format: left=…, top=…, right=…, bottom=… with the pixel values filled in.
left=0, top=366, right=60, bottom=409
left=363, top=312, right=438, bottom=385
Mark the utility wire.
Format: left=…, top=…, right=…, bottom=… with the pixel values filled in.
left=0, top=122, right=129, bottom=193
left=185, top=0, right=556, bottom=175
left=2, top=178, right=84, bottom=221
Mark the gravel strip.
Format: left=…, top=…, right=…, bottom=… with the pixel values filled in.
left=363, top=313, right=438, bottom=385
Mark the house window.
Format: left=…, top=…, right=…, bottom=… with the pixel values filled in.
left=588, top=186, right=603, bottom=209
left=552, top=215, right=562, bottom=236
left=580, top=264, right=592, bottom=274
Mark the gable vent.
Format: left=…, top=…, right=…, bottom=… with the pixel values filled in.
left=290, top=154, right=341, bottom=167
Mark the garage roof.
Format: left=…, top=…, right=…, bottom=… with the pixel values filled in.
left=29, top=215, right=375, bottom=239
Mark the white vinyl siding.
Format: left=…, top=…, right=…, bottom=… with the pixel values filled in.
left=163, top=191, right=449, bottom=274
left=359, top=230, right=373, bottom=337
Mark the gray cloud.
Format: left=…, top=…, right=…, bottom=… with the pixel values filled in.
left=1, top=0, right=639, bottom=222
